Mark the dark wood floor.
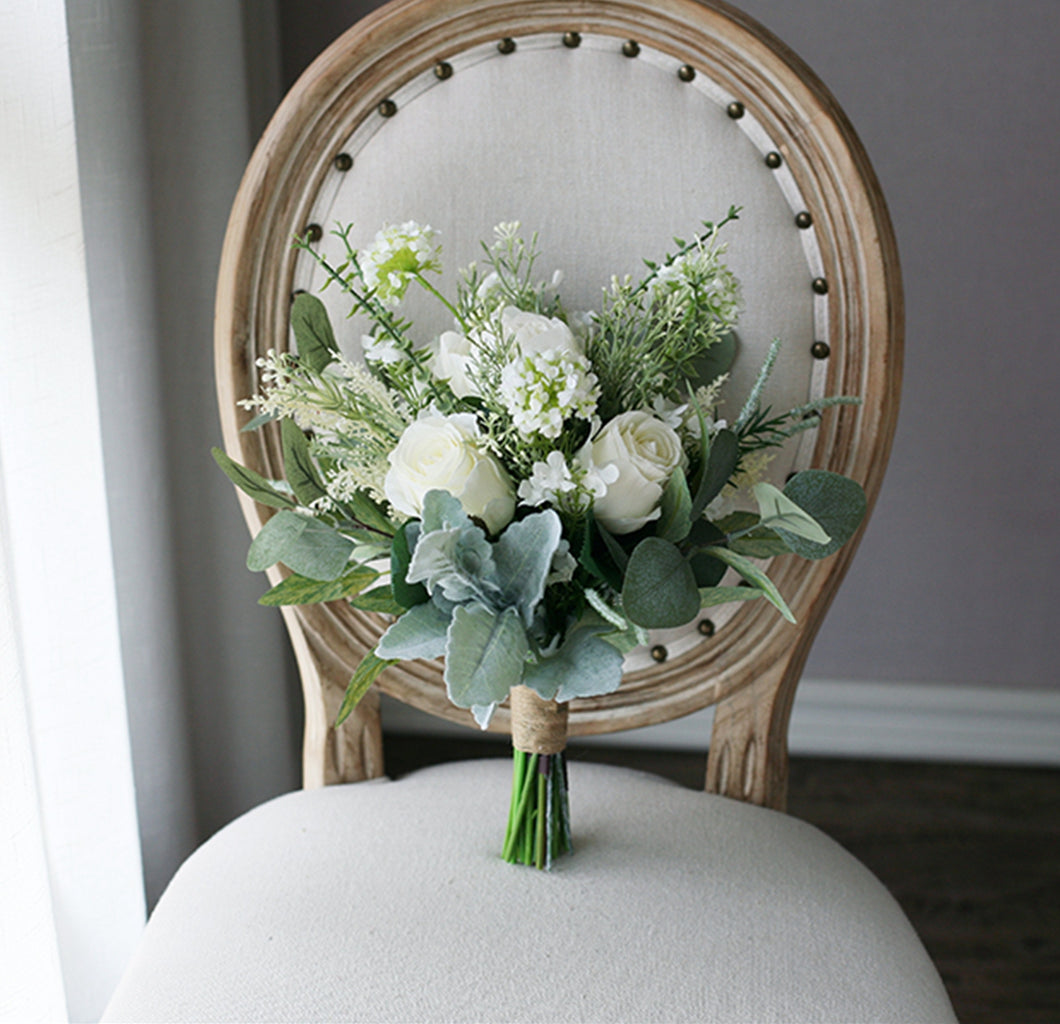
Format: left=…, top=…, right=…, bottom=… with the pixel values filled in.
left=385, top=733, right=1060, bottom=1024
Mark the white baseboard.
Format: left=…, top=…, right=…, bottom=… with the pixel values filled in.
left=381, top=680, right=1060, bottom=767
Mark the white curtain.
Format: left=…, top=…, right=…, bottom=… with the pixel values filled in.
left=0, top=2, right=146, bottom=1020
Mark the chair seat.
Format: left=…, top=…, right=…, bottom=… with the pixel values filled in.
left=103, top=760, right=956, bottom=1023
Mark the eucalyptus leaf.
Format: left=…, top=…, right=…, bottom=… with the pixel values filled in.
left=657, top=470, right=693, bottom=543
left=335, top=651, right=395, bottom=726
left=290, top=293, right=337, bottom=374
left=391, top=521, right=428, bottom=609
left=686, top=518, right=727, bottom=587
left=700, top=545, right=795, bottom=623
left=715, top=511, right=791, bottom=558
left=688, top=330, right=738, bottom=386
left=258, top=564, right=378, bottom=606
left=698, top=585, right=766, bottom=609
left=779, top=470, right=868, bottom=559
left=444, top=604, right=528, bottom=710
left=281, top=418, right=327, bottom=505
left=753, top=482, right=830, bottom=544
left=690, top=428, right=739, bottom=521
left=375, top=599, right=452, bottom=660
left=212, top=447, right=295, bottom=510
left=246, top=509, right=354, bottom=581
left=622, top=537, right=700, bottom=629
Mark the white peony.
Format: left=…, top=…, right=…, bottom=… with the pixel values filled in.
left=384, top=413, right=515, bottom=533
left=579, top=411, right=684, bottom=534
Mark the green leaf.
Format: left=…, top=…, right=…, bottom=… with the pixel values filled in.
left=342, top=489, right=396, bottom=537
left=522, top=627, right=625, bottom=703
left=779, top=470, right=868, bottom=559
left=690, top=428, right=739, bottom=521
left=376, top=600, right=452, bottom=660
left=698, top=585, right=766, bottom=609
left=444, top=604, right=528, bottom=710
left=493, top=510, right=562, bottom=624
left=657, top=471, right=692, bottom=543
left=699, top=545, right=796, bottom=623
left=281, top=418, right=327, bottom=505
left=391, top=521, right=428, bottom=609
left=715, top=511, right=790, bottom=558
left=212, top=447, right=295, bottom=510
left=686, top=518, right=727, bottom=586
left=258, top=564, right=378, bottom=606
left=573, top=516, right=623, bottom=590
left=621, top=537, right=700, bottom=629
left=753, top=482, right=830, bottom=545
left=350, top=586, right=406, bottom=616
left=689, top=330, right=737, bottom=385
left=335, top=651, right=395, bottom=726
left=290, top=293, right=337, bottom=374
left=596, top=522, right=630, bottom=574
left=246, top=509, right=354, bottom=581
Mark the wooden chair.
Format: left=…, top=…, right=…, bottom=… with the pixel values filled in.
left=104, top=2, right=957, bottom=1020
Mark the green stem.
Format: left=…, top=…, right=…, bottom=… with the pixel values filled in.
left=414, top=272, right=468, bottom=331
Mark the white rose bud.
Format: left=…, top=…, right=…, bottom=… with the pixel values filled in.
left=500, top=306, right=582, bottom=357
left=579, top=411, right=684, bottom=534
left=384, top=413, right=515, bottom=533
left=432, top=330, right=480, bottom=398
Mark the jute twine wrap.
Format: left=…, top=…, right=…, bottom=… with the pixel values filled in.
left=509, top=685, right=569, bottom=755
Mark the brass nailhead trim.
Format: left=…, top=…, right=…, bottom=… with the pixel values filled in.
left=622, top=40, right=640, bottom=57
left=650, top=645, right=668, bottom=663
left=812, top=276, right=829, bottom=295
left=434, top=61, right=453, bottom=80
left=697, top=619, right=715, bottom=637
left=811, top=341, right=831, bottom=359
left=727, top=100, right=745, bottom=119
left=562, top=31, right=581, bottom=48
left=497, top=37, right=516, bottom=54
left=333, top=153, right=353, bottom=171
left=795, top=211, right=813, bottom=229
left=303, top=224, right=322, bottom=243
left=765, top=151, right=782, bottom=168
left=678, top=63, right=696, bottom=82
left=378, top=98, right=397, bottom=117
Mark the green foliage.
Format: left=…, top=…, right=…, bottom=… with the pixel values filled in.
left=715, top=512, right=790, bottom=559
left=698, top=545, right=795, bottom=623
left=522, top=626, right=624, bottom=702
left=752, top=482, right=831, bottom=545
left=290, top=293, right=338, bottom=373
left=444, top=604, right=528, bottom=712
left=622, top=537, right=700, bottom=629
left=258, top=564, right=378, bottom=606
left=492, top=511, right=563, bottom=625
left=376, top=600, right=451, bottom=660
left=246, top=509, right=354, bottom=581
left=657, top=470, right=693, bottom=543
left=391, top=521, right=428, bottom=609
left=349, top=586, right=405, bottom=616
left=281, top=418, right=327, bottom=506
left=690, top=428, right=739, bottom=520
left=778, top=470, right=867, bottom=559
left=335, top=651, right=396, bottom=726
left=212, top=447, right=295, bottom=510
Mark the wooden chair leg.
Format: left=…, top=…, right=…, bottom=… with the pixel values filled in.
left=705, top=655, right=802, bottom=811
left=281, top=606, right=385, bottom=788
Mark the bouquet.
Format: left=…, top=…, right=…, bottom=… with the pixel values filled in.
left=215, top=210, right=867, bottom=869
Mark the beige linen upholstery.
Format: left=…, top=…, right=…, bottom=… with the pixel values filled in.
left=103, top=761, right=956, bottom=1023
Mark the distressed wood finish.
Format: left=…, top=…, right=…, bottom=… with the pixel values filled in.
left=215, top=0, right=901, bottom=801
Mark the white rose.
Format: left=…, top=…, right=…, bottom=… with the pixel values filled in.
left=500, top=306, right=582, bottom=357
left=384, top=413, right=515, bottom=533
left=432, top=330, right=480, bottom=398
left=579, top=411, right=684, bottom=534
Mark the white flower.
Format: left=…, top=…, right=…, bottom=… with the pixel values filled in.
left=579, top=411, right=684, bottom=534
left=360, top=221, right=442, bottom=306
left=500, top=306, right=583, bottom=357
left=499, top=349, right=599, bottom=438
left=384, top=413, right=515, bottom=533
left=431, top=329, right=482, bottom=398
left=547, top=539, right=577, bottom=585
left=361, top=333, right=404, bottom=365
left=517, top=451, right=578, bottom=505
left=651, top=246, right=742, bottom=325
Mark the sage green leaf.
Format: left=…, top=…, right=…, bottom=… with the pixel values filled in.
left=493, top=510, right=562, bottom=624
left=212, top=447, right=295, bottom=510
left=342, top=489, right=396, bottom=537
left=657, top=470, right=692, bottom=543
left=350, top=586, right=405, bottom=616
left=573, top=516, right=622, bottom=590
left=699, top=585, right=765, bottom=609
left=689, top=330, right=738, bottom=384
left=779, top=470, right=868, bottom=559
left=240, top=409, right=279, bottom=433
left=290, top=293, right=337, bottom=373
left=246, top=509, right=354, bottom=581
left=421, top=488, right=470, bottom=533
left=281, top=418, right=327, bottom=505
left=522, top=627, right=624, bottom=702
left=753, top=482, right=830, bottom=544
left=690, top=428, right=739, bottom=521
left=686, top=518, right=727, bottom=587
left=258, top=564, right=378, bottom=606
left=700, top=545, right=795, bottom=623
left=391, top=521, right=428, bottom=609
left=715, top=511, right=791, bottom=558
left=335, top=651, right=395, bottom=726
left=376, top=599, right=451, bottom=660
left=622, top=537, right=700, bottom=629
left=444, top=604, right=528, bottom=710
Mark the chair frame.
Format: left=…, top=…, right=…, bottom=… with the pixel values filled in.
left=215, top=0, right=901, bottom=809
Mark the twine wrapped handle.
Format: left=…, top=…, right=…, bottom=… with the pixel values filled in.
left=509, top=684, right=569, bottom=755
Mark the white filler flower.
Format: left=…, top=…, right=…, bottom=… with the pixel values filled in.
left=579, top=411, right=684, bottom=534
left=360, top=221, right=442, bottom=305
left=384, top=413, right=515, bottom=533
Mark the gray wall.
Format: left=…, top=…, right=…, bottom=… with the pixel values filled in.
left=277, top=0, right=1060, bottom=693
